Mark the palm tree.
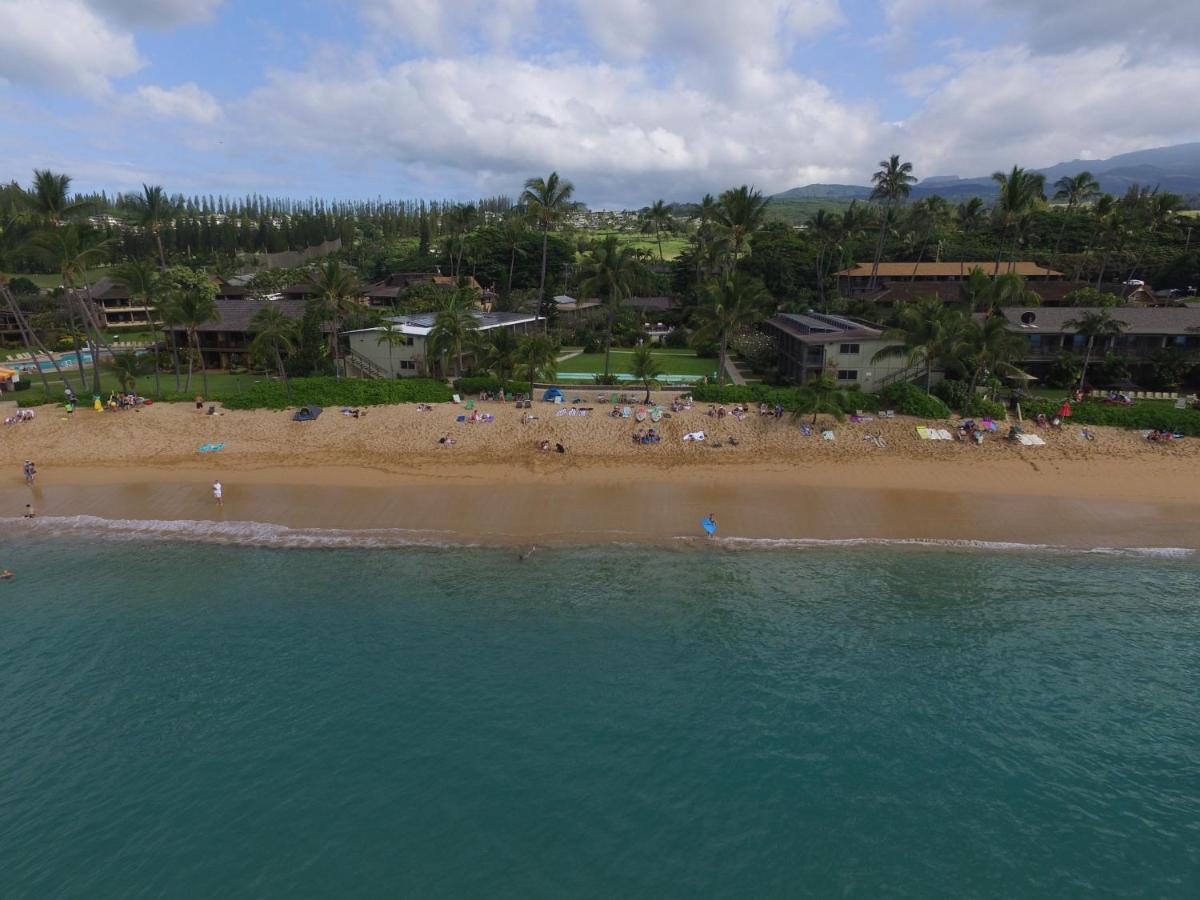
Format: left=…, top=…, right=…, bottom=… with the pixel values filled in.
left=309, top=259, right=361, bottom=380
left=644, top=200, right=674, bottom=260
left=578, top=234, right=638, bottom=378
left=110, top=352, right=145, bottom=393
left=23, top=169, right=93, bottom=225
left=500, top=214, right=529, bottom=296
left=25, top=224, right=113, bottom=395
left=872, top=295, right=965, bottom=391
left=250, top=303, right=298, bottom=401
left=0, top=280, right=67, bottom=393
left=809, top=209, right=841, bottom=308
left=1126, top=191, right=1185, bottom=284
left=691, top=272, right=771, bottom=388
left=123, top=184, right=181, bottom=269
left=521, top=172, right=574, bottom=324
left=867, top=155, right=916, bottom=290
left=988, top=271, right=1041, bottom=312
left=717, top=185, right=769, bottom=264
left=375, top=321, right=408, bottom=378
left=1064, top=310, right=1127, bottom=389
left=427, top=294, right=477, bottom=377
left=444, top=203, right=478, bottom=278
left=906, top=195, right=951, bottom=276
left=697, top=193, right=720, bottom=227
left=114, top=258, right=164, bottom=397
left=956, top=316, right=1025, bottom=415
left=516, top=333, right=559, bottom=395
left=629, top=344, right=664, bottom=402
left=1051, top=171, right=1099, bottom=258
left=991, top=166, right=1046, bottom=272
left=953, top=198, right=986, bottom=277
left=161, top=269, right=219, bottom=394
left=475, top=326, right=520, bottom=385
left=789, top=374, right=849, bottom=426
left=1092, top=205, right=1127, bottom=288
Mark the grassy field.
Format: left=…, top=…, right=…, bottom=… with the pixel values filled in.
left=557, top=349, right=717, bottom=377
left=580, top=232, right=691, bottom=261
left=14, top=366, right=267, bottom=401
left=764, top=198, right=855, bottom=225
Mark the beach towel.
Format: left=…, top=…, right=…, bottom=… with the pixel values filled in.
left=635, top=408, right=647, bottom=422
left=916, top=426, right=932, bottom=440
left=650, top=407, right=663, bottom=423
left=683, top=430, right=706, bottom=442
left=568, top=409, right=578, bottom=417
left=621, top=406, right=632, bottom=418
left=1017, top=434, right=1046, bottom=446
left=821, top=430, right=835, bottom=441
left=799, top=424, right=812, bottom=437
left=456, top=415, right=466, bottom=422
left=555, top=409, right=567, bottom=417
left=936, top=429, right=953, bottom=441
left=197, top=442, right=225, bottom=453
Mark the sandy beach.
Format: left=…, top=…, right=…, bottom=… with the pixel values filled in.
left=3, top=393, right=1199, bottom=549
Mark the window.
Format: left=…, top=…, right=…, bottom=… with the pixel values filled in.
left=836, top=370, right=858, bottom=382
left=399, top=360, right=416, bottom=370
left=839, top=343, right=861, bottom=355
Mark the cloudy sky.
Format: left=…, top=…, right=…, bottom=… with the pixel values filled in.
left=1, top=0, right=1198, bottom=207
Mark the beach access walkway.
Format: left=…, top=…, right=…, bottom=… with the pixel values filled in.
left=723, top=356, right=747, bottom=386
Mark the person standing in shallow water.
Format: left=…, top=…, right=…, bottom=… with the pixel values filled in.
left=212, top=480, right=223, bottom=508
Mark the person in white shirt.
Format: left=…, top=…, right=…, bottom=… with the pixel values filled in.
left=212, top=480, right=223, bottom=507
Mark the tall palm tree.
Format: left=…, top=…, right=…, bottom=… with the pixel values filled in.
left=475, top=326, right=521, bottom=385
left=1051, top=171, right=1099, bottom=258
left=500, top=213, right=529, bottom=296
left=991, top=166, right=1046, bottom=272
left=521, top=172, right=574, bottom=324
left=443, top=203, right=478, bottom=278
left=25, top=224, right=113, bottom=395
left=1126, top=191, right=1185, bottom=283
left=516, top=333, right=559, bottom=395
left=907, top=195, right=951, bottom=276
left=867, top=155, right=916, bottom=290
left=872, top=295, right=964, bottom=391
left=954, top=198, right=986, bottom=277
left=578, top=234, right=638, bottom=378
left=697, top=193, right=720, bottom=228
left=375, top=321, right=408, bottom=378
left=114, top=258, right=164, bottom=397
left=1093, top=205, right=1127, bottom=288
left=123, top=184, right=181, bottom=269
left=250, top=303, right=298, bottom=400
left=161, top=269, right=219, bottom=394
left=1064, top=309, right=1127, bottom=389
left=956, top=315, right=1025, bottom=414
left=644, top=200, right=674, bottom=260
left=809, top=209, right=841, bottom=308
left=0, top=280, right=67, bottom=393
left=309, top=259, right=361, bottom=380
left=691, top=272, right=771, bottom=387
left=717, top=185, right=769, bottom=264
left=629, top=344, right=664, bottom=403
left=988, top=271, right=1041, bottom=312
left=427, top=294, right=477, bottom=377
left=23, top=169, right=93, bottom=225
left=789, top=374, right=850, bottom=426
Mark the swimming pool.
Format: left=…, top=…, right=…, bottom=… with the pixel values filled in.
left=14, top=353, right=93, bottom=372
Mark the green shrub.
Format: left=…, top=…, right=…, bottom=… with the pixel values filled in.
left=664, top=326, right=690, bottom=349
left=1022, top=399, right=1200, bottom=436
left=878, top=383, right=951, bottom=418
left=690, top=383, right=876, bottom=415
left=222, top=377, right=452, bottom=410
left=932, top=379, right=1006, bottom=418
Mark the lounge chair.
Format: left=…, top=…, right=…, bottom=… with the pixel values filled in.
left=452, top=394, right=462, bottom=404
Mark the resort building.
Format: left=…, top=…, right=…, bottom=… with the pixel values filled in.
left=995, top=306, right=1200, bottom=384
left=762, top=312, right=921, bottom=392
left=838, top=261, right=1063, bottom=295
left=164, top=298, right=306, bottom=370
left=363, top=273, right=483, bottom=308
left=345, top=311, right=543, bottom=378
left=87, top=276, right=249, bottom=331
left=552, top=295, right=603, bottom=322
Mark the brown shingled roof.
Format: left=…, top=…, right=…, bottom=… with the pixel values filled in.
left=838, top=262, right=1062, bottom=278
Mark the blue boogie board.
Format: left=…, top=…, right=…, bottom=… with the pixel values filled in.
left=701, top=517, right=717, bottom=536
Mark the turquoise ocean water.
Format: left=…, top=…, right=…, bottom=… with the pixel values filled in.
left=1, top=530, right=1198, bottom=898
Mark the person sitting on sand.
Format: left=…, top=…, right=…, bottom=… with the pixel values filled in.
left=538, top=439, right=550, bottom=452
left=555, top=441, right=566, bottom=453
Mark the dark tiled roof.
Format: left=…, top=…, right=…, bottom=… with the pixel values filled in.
left=187, top=298, right=307, bottom=332
left=765, top=312, right=883, bottom=344
left=997, top=306, right=1200, bottom=335
left=622, top=296, right=675, bottom=311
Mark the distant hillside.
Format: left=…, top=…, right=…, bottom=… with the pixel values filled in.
left=771, top=184, right=870, bottom=201
left=772, top=142, right=1200, bottom=208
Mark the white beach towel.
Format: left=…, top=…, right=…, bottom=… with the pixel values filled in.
left=683, top=430, right=706, bottom=442
left=821, top=430, right=835, bottom=441
left=1017, top=433, right=1046, bottom=446
left=936, top=429, right=953, bottom=441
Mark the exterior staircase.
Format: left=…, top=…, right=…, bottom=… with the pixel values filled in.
left=346, top=350, right=390, bottom=379
left=878, top=362, right=935, bottom=388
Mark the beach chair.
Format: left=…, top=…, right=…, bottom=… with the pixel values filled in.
left=452, top=394, right=462, bottom=404
left=1175, top=398, right=1187, bottom=409
left=465, top=400, right=474, bottom=411
left=880, top=409, right=894, bottom=419
left=610, top=393, right=619, bottom=405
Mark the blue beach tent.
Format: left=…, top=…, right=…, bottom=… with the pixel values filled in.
left=542, top=388, right=564, bottom=403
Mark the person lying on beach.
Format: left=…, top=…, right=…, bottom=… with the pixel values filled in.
left=439, top=433, right=457, bottom=445
left=415, top=403, right=432, bottom=412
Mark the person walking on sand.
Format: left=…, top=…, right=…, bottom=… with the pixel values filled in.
left=212, top=479, right=223, bottom=508
left=23, top=460, right=36, bottom=485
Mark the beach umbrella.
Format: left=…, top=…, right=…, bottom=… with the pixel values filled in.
left=1058, top=402, right=1072, bottom=418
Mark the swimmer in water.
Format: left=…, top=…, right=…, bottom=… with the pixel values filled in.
left=0, top=569, right=12, bottom=580
left=519, top=546, right=536, bottom=562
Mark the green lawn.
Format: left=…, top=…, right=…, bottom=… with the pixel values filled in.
left=582, top=232, right=691, bottom=261
left=557, top=350, right=718, bottom=378
left=16, top=365, right=270, bottom=402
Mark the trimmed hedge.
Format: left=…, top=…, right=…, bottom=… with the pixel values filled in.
left=221, top=377, right=452, bottom=410
left=690, top=383, right=877, bottom=414
left=878, top=383, right=951, bottom=419
left=1022, top=399, right=1200, bottom=436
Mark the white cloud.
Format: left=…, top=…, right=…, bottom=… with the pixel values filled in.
left=897, top=64, right=951, bottom=98
left=90, top=0, right=225, bottom=28
left=132, top=83, right=222, bottom=123
left=358, top=0, right=537, bottom=53
left=0, top=0, right=142, bottom=97
left=233, top=53, right=877, bottom=204
left=900, top=45, right=1200, bottom=175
